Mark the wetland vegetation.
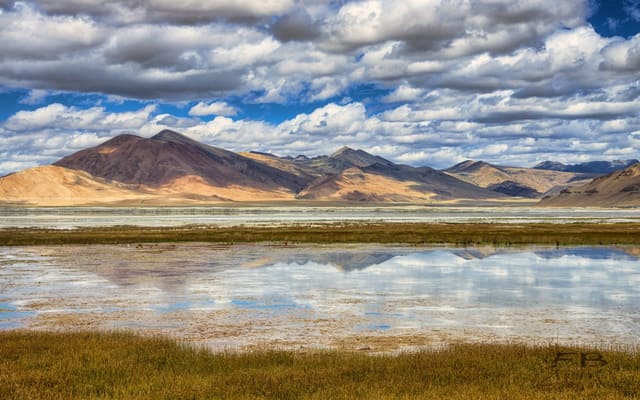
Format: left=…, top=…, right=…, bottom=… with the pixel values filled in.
left=2, top=222, right=640, bottom=246
left=1, top=331, right=639, bottom=400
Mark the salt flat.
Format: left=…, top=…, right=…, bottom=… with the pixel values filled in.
left=2, top=205, right=640, bottom=229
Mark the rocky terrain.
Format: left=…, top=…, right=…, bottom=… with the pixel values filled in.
left=1, top=130, right=638, bottom=206
left=539, top=162, right=640, bottom=207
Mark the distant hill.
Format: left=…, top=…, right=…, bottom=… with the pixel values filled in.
left=297, top=162, right=501, bottom=202
left=5, top=129, right=633, bottom=206
left=1, top=130, right=504, bottom=205
left=54, top=130, right=309, bottom=199
left=534, top=159, right=638, bottom=174
left=539, top=162, right=640, bottom=207
left=0, top=166, right=151, bottom=206
left=444, top=160, right=592, bottom=198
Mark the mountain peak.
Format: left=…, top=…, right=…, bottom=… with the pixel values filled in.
left=329, top=146, right=393, bottom=168
left=151, top=129, right=193, bottom=143
left=534, top=159, right=639, bottom=174
left=533, top=161, right=565, bottom=170
left=446, top=160, right=495, bottom=173
left=97, top=133, right=143, bottom=147
left=330, top=146, right=356, bottom=157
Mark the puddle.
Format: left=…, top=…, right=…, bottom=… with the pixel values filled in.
left=1, top=243, right=639, bottom=351
left=0, top=302, right=36, bottom=329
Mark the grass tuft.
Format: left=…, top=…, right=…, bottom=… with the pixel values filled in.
left=2, top=222, right=640, bottom=246
left=1, top=331, right=639, bottom=399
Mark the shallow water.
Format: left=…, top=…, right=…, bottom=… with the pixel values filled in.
left=1, top=244, right=639, bottom=350
left=2, top=206, right=640, bottom=228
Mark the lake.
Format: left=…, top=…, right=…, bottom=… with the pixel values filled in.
left=1, top=243, right=639, bottom=351
left=2, top=206, right=640, bottom=228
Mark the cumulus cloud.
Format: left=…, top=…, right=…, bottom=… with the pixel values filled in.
left=0, top=0, right=635, bottom=109
left=0, top=0, right=616, bottom=102
left=188, top=101, right=237, bottom=117
left=271, top=7, right=321, bottom=42
left=5, top=103, right=156, bottom=131
left=0, top=0, right=639, bottom=174
left=19, top=89, right=49, bottom=105
left=4, top=96, right=638, bottom=176
left=0, top=103, right=158, bottom=173
left=600, top=33, right=640, bottom=71
left=325, top=0, right=586, bottom=54
left=0, top=2, right=104, bottom=61
left=2, top=0, right=296, bottom=23
left=381, top=84, right=424, bottom=103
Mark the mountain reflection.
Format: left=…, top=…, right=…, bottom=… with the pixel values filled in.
left=3, top=244, right=640, bottom=345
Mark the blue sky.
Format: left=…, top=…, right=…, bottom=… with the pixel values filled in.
left=0, top=0, right=639, bottom=175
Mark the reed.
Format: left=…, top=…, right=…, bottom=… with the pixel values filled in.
left=2, top=222, right=640, bottom=246
left=1, top=331, right=638, bottom=399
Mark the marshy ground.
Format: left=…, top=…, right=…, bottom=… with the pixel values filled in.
left=3, top=222, right=640, bottom=246
left=3, top=222, right=640, bottom=398
left=1, top=331, right=639, bottom=400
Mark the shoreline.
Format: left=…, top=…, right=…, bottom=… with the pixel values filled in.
left=2, top=222, right=640, bottom=246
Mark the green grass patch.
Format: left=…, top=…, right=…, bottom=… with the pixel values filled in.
left=2, top=222, right=640, bottom=246
left=1, top=331, right=639, bottom=399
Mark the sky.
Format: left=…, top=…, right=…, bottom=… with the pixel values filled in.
left=0, top=0, right=639, bottom=175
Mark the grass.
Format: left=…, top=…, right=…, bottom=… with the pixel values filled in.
left=2, top=222, right=640, bottom=246
left=1, top=331, right=638, bottom=399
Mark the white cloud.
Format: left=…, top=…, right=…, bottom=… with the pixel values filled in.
left=19, top=89, right=49, bottom=105
left=188, top=101, right=237, bottom=117
left=282, top=102, right=367, bottom=136
left=5, top=103, right=156, bottom=132
left=0, top=0, right=640, bottom=175
left=0, top=2, right=104, bottom=61
left=146, top=0, right=295, bottom=20
left=601, top=33, right=640, bottom=71
left=2, top=96, right=640, bottom=175
left=381, top=84, right=423, bottom=103
left=326, top=0, right=586, bottom=54
left=5, top=103, right=67, bottom=130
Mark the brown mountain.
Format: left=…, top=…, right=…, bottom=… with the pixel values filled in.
left=239, top=151, right=320, bottom=181
left=53, top=130, right=310, bottom=201
left=534, top=159, right=638, bottom=174
left=539, top=162, right=640, bottom=207
left=0, top=131, right=517, bottom=205
left=0, top=166, right=149, bottom=206
left=445, top=160, right=593, bottom=198
left=0, top=165, right=232, bottom=206
left=243, top=146, right=503, bottom=202
left=298, top=160, right=503, bottom=202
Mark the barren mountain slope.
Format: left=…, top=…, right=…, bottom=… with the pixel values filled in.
left=539, top=163, right=640, bottom=207
left=299, top=162, right=503, bottom=202
left=0, top=166, right=152, bottom=206
left=445, top=160, right=593, bottom=198
left=53, top=130, right=307, bottom=200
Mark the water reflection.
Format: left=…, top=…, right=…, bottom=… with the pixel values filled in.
left=1, top=244, right=639, bottom=348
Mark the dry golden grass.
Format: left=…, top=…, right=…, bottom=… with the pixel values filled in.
left=2, top=222, right=640, bottom=246
left=1, top=331, right=638, bottom=399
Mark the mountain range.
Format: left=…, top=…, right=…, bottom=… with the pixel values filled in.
left=534, top=159, right=639, bottom=174
left=1, top=130, right=638, bottom=207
